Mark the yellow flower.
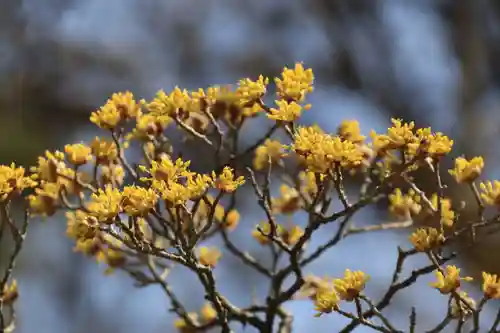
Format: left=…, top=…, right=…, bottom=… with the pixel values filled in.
left=142, top=155, right=191, bottom=183
left=90, top=102, right=121, bottom=129
left=28, top=182, right=61, bottom=216
left=64, top=143, right=92, bottom=166
left=281, top=225, right=304, bottom=246
left=223, top=209, right=240, bottom=231
left=293, top=126, right=365, bottom=173
left=1, top=279, right=18, bottom=306
left=388, top=189, right=421, bottom=220
left=482, top=272, right=500, bottom=299
left=275, top=63, right=314, bottom=102
left=417, top=128, right=453, bottom=158
left=409, top=227, right=445, bottom=252
left=268, top=100, right=308, bottom=122
left=338, top=120, right=365, bottom=144
left=90, top=92, right=139, bottom=129
left=479, top=180, right=500, bottom=207
left=146, top=87, right=191, bottom=119
left=430, top=194, right=455, bottom=227
left=370, top=119, right=416, bottom=152
left=449, top=156, right=484, bottom=183
left=66, top=210, right=99, bottom=241
left=299, top=171, right=318, bottom=198
left=90, top=137, right=118, bottom=164
left=122, top=185, right=158, bottom=216
left=272, top=184, right=302, bottom=215
left=213, top=167, right=245, bottom=193
left=30, top=150, right=65, bottom=182
left=236, top=75, right=269, bottom=104
left=87, top=186, right=122, bottom=222
left=450, top=291, right=476, bottom=319
left=253, top=139, right=288, bottom=171
left=0, top=163, right=37, bottom=201
left=252, top=221, right=284, bottom=245
left=333, top=269, right=369, bottom=302
left=200, top=302, right=217, bottom=323
left=313, top=284, right=339, bottom=317
left=100, top=163, right=125, bottom=186
left=174, top=313, right=199, bottom=333
left=198, top=246, right=221, bottom=268
left=430, top=265, right=472, bottom=294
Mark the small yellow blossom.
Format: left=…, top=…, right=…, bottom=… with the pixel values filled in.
left=30, top=150, right=65, bottom=182
left=275, top=63, right=314, bottom=102
left=90, top=137, right=118, bottom=164
left=293, top=126, right=365, bottom=173
left=146, top=87, right=191, bottom=119
left=482, top=272, right=500, bottom=299
left=213, top=167, right=245, bottom=193
left=174, top=313, right=199, bottom=333
left=1, top=279, right=18, bottom=306
left=155, top=174, right=211, bottom=206
left=223, top=209, right=240, bottom=231
left=90, top=102, right=121, bottom=129
left=370, top=119, right=415, bottom=152
left=430, top=194, right=455, bottom=227
left=409, top=227, right=445, bottom=252
left=449, top=156, right=484, bottom=183
left=142, top=156, right=191, bottom=183
left=417, top=128, right=453, bottom=158
left=90, top=92, right=139, bottom=129
left=236, top=75, right=269, bottom=104
left=299, top=171, right=318, bottom=198
left=0, top=163, right=37, bottom=201
left=479, top=180, right=500, bottom=207
left=87, top=186, right=122, bottom=222
left=64, top=143, right=92, bottom=166
left=200, top=302, right=217, bottom=323
left=313, top=284, right=339, bottom=317
left=66, top=210, right=99, bottom=242
left=450, top=291, right=476, bottom=319
left=272, top=184, right=302, bottom=215
left=28, top=182, right=61, bottom=216
left=122, top=185, right=158, bottom=216
left=430, top=265, right=473, bottom=294
left=253, top=139, right=288, bottom=171
left=281, top=225, right=304, bottom=246
left=338, top=120, right=365, bottom=144
left=198, top=246, right=222, bottom=268
left=388, top=189, right=421, bottom=220
left=268, top=100, right=308, bottom=122
left=100, top=163, right=125, bottom=186
left=252, top=221, right=284, bottom=245
left=333, top=269, right=370, bottom=302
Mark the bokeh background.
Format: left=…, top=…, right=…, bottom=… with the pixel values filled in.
left=2, top=0, right=500, bottom=332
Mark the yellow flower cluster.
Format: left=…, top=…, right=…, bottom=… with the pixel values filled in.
left=430, top=194, right=455, bottom=227
left=430, top=265, right=472, bottom=294
left=388, top=189, right=421, bottom=220
left=198, top=246, right=222, bottom=268
left=90, top=91, right=140, bottom=129
left=409, top=227, right=444, bottom=252
left=449, top=156, right=484, bottom=183
left=0, top=163, right=37, bottom=202
left=253, top=139, right=288, bottom=171
left=251, top=221, right=304, bottom=246
left=174, top=302, right=217, bottom=332
left=275, top=63, right=314, bottom=102
left=370, top=119, right=453, bottom=160
left=293, top=126, right=365, bottom=173
left=313, top=269, right=370, bottom=316
left=479, top=180, right=500, bottom=207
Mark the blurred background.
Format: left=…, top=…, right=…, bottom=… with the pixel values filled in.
left=2, top=0, right=500, bottom=332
